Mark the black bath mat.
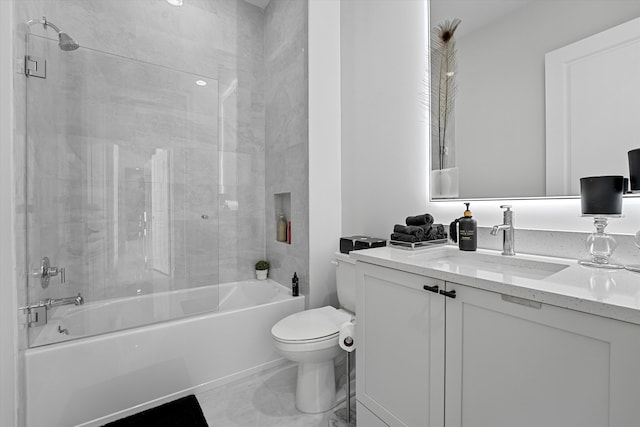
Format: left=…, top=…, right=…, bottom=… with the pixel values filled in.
left=103, top=394, right=209, bottom=427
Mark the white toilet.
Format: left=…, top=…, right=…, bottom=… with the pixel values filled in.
left=271, top=252, right=356, bottom=413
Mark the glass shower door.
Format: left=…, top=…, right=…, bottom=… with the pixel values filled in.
left=25, top=33, right=220, bottom=347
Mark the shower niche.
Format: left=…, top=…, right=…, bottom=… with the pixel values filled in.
left=274, top=192, right=291, bottom=244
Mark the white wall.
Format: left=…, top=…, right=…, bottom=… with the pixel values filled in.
left=341, top=0, right=428, bottom=237
left=0, top=0, right=18, bottom=425
left=309, top=0, right=342, bottom=308
left=341, top=0, right=640, bottom=241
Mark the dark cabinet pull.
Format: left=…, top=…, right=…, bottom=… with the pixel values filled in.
left=423, top=284, right=439, bottom=293
left=439, top=289, right=457, bottom=299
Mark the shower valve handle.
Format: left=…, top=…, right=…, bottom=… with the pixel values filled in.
left=49, top=266, right=65, bottom=283
left=37, top=257, right=66, bottom=288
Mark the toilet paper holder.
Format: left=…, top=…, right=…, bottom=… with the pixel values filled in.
left=338, top=322, right=355, bottom=425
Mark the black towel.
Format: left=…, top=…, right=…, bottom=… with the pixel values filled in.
left=405, top=213, right=434, bottom=226
left=393, top=224, right=425, bottom=240
left=390, top=232, right=420, bottom=243
left=423, top=224, right=446, bottom=241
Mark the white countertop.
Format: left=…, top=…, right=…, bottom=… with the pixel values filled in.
left=350, top=245, right=640, bottom=325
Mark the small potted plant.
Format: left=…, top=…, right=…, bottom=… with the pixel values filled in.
left=255, top=260, right=270, bottom=280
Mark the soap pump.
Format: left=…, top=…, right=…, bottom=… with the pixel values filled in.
left=449, top=202, right=477, bottom=251
left=292, top=272, right=299, bottom=297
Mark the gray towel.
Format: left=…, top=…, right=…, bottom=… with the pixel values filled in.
left=393, top=224, right=425, bottom=240
left=405, top=214, right=434, bottom=226
left=390, top=232, right=420, bottom=243
left=422, top=224, right=446, bottom=240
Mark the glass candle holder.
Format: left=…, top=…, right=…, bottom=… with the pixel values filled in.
left=579, top=216, right=624, bottom=269
left=579, top=176, right=624, bottom=269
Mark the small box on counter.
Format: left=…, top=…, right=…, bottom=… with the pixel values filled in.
left=340, top=236, right=387, bottom=254
left=354, top=237, right=387, bottom=251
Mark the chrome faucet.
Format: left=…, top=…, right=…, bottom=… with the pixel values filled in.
left=490, top=205, right=515, bottom=256
left=20, top=293, right=84, bottom=312
left=43, top=293, right=84, bottom=307
left=19, top=293, right=84, bottom=328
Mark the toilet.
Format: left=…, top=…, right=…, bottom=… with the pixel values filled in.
left=271, top=252, right=356, bottom=413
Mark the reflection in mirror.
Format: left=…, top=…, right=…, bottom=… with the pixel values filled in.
left=429, top=0, right=640, bottom=200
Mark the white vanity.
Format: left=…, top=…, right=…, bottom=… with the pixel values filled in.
left=351, top=245, right=640, bottom=427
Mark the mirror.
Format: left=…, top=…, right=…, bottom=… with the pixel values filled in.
left=429, top=0, right=640, bottom=200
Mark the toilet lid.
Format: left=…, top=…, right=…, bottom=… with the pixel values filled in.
left=272, top=306, right=352, bottom=342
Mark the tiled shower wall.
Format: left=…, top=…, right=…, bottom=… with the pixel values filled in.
left=264, top=0, right=309, bottom=299
left=14, top=0, right=268, bottom=306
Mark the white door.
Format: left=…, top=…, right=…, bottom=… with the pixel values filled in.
left=445, top=282, right=640, bottom=427
left=545, top=17, right=640, bottom=196
left=356, top=262, right=445, bottom=427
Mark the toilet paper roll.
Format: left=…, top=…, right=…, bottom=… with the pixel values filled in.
left=339, top=321, right=356, bottom=352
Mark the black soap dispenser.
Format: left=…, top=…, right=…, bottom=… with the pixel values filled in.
left=449, top=202, right=477, bottom=251
left=292, top=272, right=299, bottom=297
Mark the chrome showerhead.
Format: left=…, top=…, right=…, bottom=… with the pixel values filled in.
left=27, top=16, right=79, bottom=51
left=57, top=32, right=79, bottom=51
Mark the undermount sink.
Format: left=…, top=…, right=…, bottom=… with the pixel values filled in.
left=412, top=247, right=570, bottom=280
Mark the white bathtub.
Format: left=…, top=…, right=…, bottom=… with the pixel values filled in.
left=24, top=279, right=304, bottom=427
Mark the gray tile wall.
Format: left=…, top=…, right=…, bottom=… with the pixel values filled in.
left=264, top=0, right=309, bottom=299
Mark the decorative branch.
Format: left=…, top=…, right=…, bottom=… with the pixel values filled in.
left=431, top=18, right=461, bottom=170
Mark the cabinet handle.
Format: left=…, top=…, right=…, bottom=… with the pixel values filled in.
left=423, top=284, right=439, bottom=293
left=501, top=294, right=541, bottom=309
left=439, top=289, right=457, bottom=299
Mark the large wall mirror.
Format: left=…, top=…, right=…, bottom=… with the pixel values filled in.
left=429, top=0, right=640, bottom=200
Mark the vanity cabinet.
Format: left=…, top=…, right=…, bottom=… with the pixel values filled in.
left=356, top=262, right=445, bottom=426
left=356, top=261, right=640, bottom=427
left=357, top=401, right=390, bottom=427
left=445, top=282, right=640, bottom=427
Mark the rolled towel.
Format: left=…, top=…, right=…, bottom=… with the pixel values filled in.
left=390, top=232, right=419, bottom=243
left=422, top=224, right=446, bottom=241
left=405, top=213, right=434, bottom=226
left=393, top=224, right=425, bottom=240
left=421, top=225, right=433, bottom=241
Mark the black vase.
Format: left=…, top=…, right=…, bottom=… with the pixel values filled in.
left=628, top=149, right=640, bottom=191
left=579, top=175, right=623, bottom=215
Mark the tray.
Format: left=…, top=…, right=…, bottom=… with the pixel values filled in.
left=388, top=238, right=448, bottom=250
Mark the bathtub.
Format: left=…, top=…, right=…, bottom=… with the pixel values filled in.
left=24, top=279, right=304, bottom=427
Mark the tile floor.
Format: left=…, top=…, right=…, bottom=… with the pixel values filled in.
left=197, top=363, right=355, bottom=427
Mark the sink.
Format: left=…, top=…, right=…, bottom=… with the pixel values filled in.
left=412, top=247, right=570, bottom=280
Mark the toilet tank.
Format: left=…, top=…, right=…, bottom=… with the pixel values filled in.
left=335, top=252, right=356, bottom=312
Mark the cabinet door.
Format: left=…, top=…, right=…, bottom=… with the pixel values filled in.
left=445, top=282, right=640, bottom=427
left=357, top=401, right=390, bottom=427
left=356, top=262, right=445, bottom=427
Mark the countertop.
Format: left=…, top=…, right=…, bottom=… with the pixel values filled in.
left=350, top=245, right=640, bottom=325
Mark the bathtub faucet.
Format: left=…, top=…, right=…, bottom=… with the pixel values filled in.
left=43, top=293, right=84, bottom=308
left=19, top=293, right=84, bottom=328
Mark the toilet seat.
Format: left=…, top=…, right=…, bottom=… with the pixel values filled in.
left=271, top=306, right=352, bottom=344
left=272, top=332, right=338, bottom=345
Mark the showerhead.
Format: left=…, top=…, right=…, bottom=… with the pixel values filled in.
left=27, top=16, right=79, bottom=51
left=57, top=32, right=79, bottom=51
